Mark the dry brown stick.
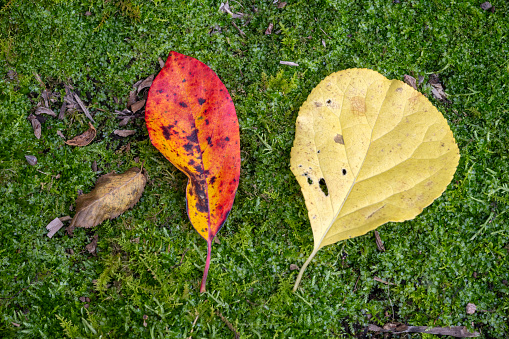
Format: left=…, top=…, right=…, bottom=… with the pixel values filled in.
left=367, top=324, right=480, bottom=338
left=374, top=230, right=385, bottom=251
left=373, top=276, right=396, bottom=285
left=216, top=310, right=240, bottom=339
left=231, top=21, right=245, bottom=36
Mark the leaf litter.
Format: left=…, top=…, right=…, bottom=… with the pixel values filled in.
left=65, top=122, right=96, bottom=146
left=67, top=167, right=146, bottom=235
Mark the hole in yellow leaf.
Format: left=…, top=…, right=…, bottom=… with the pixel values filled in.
left=319, top=178, right=328, bottom=196
left=342, top=169, right=347, bottom=175
left=307, top=178, right=313, bottom=185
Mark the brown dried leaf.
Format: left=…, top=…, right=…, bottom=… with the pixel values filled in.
left=403, top=74, right=417, bottom=90
left=158, top=57, right=165, bottom=69
left=28, top=114, right=41, bottom=139
left=127, top=90, right=137, bottom=109
left=35, top=107, right=57, bottom=117
left=59, top=216, right=72, bottom=222
left=65, top=122, right=96, bottom=147
left=119, top=117, right=131, bottom=127
left=85, top=234, right=99, bottom=255
left=58, top=100, right=67, bottom=120
left=25, top=155, right=37, bottom=166
left=290, top=264, right=299, bottom=271
left=114, top=129, right=136, bottom=137
left=91, top=160, right=98, bottom=172
left=277, top=2, right=287, bottom=8
left=480, top=2, right=492, bottom=10
left=137, top=74, right=154, bottom=94
left=131, top=99, right=146, bottom=113
left=265, top=23, right=273, bottom=35
left=466, top=303, right=476, bottom=314
left=374, top=230, right=385, bottom=252
left=69, top=167, right=146, bottom=229
left=57, top=130, right=65, bottom=139
left=46, top=217, right=64, bottom=238
left=367, top=323, right=480, bottom=337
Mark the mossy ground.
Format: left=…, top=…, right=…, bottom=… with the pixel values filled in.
left=0, top=0, right=508, bottom=337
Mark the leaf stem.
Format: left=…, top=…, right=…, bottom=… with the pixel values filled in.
left=200, top=239, right=212, bottom=293
left=293, top=247, right=319, bottom=292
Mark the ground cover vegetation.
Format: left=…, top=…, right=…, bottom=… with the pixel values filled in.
left=0, top=0, right=508, bottom=337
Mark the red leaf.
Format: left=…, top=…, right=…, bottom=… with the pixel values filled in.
left=145, top=51, right=240, bottom=292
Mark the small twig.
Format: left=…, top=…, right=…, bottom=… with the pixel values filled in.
left=231, top=21, right=245, bottom=36
left=170, top=248, right=189, bottom=269
left=319, top=27, right=331, bottom=38
left=373, top=276, right=396, bottom=285
left=0, top=273, right=43, bottom=300
left=367, top=324, right=480, bottom=337
left=215, top=310, right=240, bottom=339
left=186, top=313, right=199, bottom=339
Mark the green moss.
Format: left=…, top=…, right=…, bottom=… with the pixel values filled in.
left=0, top=0, right=508, bottom=337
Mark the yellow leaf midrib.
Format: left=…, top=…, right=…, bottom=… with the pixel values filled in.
left=314, top=77, right=399, bottom=250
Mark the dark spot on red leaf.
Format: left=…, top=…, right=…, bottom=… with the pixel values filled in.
left=182, top=79, right=186, bottom=83
left=210, top=176, right=216, bottom=185
left=206, top=136, right=213, bottom=146
left=186, top=129, right=199, bottom=143
left=179, top=102, right=188, bottom=108
left=198, top=98, right=206, bottom=105
left=162, top=125, right=172, bottom=140
left=205, top=119, right=209, bottom=125
left=183, top=143, right=194, bottom=152
left=157, top=89, right=163, bottom=94
left=225, top=137, right=230, bottom=141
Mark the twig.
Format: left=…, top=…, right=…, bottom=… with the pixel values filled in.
left=374, top=230, right=385, bottom=251
left=0, top=273, right=43, bottom=300
left=170, top=248, right=189, bottom=269
left=231, top=21, right=245, bottom=36
left=215, top=310, right=240, bottom=339
left=367, top=323, right=480, bottom=337
left=186, top=313, right=199, bottom=339
left=280, top=61, right=299, bottom=66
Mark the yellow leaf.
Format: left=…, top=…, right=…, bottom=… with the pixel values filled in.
left=290, top=69, right=460, bottom=290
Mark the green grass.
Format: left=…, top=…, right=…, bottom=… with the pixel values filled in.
left=1, top=0, right=508, bottom=337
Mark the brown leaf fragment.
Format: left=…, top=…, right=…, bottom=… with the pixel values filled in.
left=59, top=216, right=72, bottom=222
left=114, top=129, right=136, bottom=137
left=65, top=122, right=96, bottom=147
left=28, top=114, right=42, bottom=139
left=127, top=90, right=137, bottom=109
left=373, top=277, right=395, bottom=285
left=41, top=89, right=51, bottom=107
left=219, top=2, right=244, bottom=18
left=277, top=2, right=287, bottom=8
left=137, top=74, right=154, bottom=94
left=46, top=217, right=64, bottom=238
left=322, top=39, right=326, bottom=48
left=79, top=296, right=86, bottom=302
left=35, top=107, right=57, bottom=117
left=85, top=234, right=99, bottom=255
left=403, top=74, right=417, bottom=90
left=480, top=2, right=492, bottom=10
left=280, top=61, right=299, bottom=66
left=25, top=155, right=37, bottom=166
left=367, top=323, right=480, bottom=337
left=34, top=73, right=45, bottom=88
left=73, top=93, right=95, bottom=123
left=265, top=22, right=273, bottom=35
left=290, top=264, right=299, bottom=271
left=466, top=303, right=476, bottom=314
left=374, top=230, right=385, bottom=252
left=85, top=11, right=92, bottom=16
left=119, top=117, right=131, bottom=127
left=12, top=322, right=20, bottom=327
left=214, top=237, right=221, bottom=244
left=58, top=100, right=67, bottom=119
left=130, top=99, right=146, bottom=113
left=69, top=167, right=146, bottom=229
left=57, top=130, right=65, bottom=139
left=158, top=57, right=165, bottom=69
left=429, top=74, right=448, bottom=102
left=418, top=75, right=425, bottom=86
left=92, top=160, right=98, bottom=172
